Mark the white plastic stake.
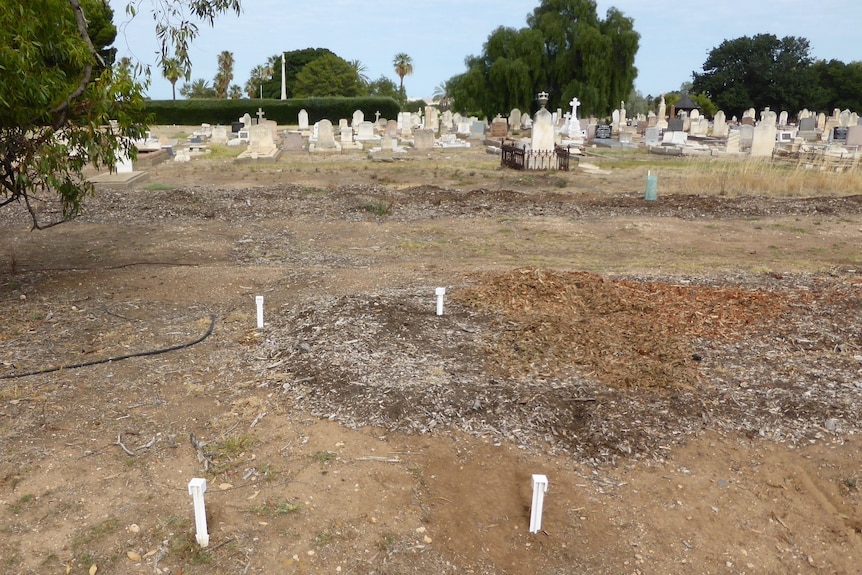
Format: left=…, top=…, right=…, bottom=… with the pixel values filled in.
left=435, top=287, right=446, bottom=316
left=188, top=478, right=209, bottom=547
left=255, top=295, right=264, bottom=329
left=529, top=474, right=549, bottom=533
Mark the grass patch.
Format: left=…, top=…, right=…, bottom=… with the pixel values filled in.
left=312, top=451, right=335, bottom=464
left=146, top=182, right=174, bottom=191
left=209, top=433, right=256, bottom=474
left=253, top=497, right=300, bottom=517
left=8, top=494, right=33, bottom=514
left=364, top=200, right=393, bottom=217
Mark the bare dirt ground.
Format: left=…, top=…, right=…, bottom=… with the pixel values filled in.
left=2, top=139, right=862, bottom=575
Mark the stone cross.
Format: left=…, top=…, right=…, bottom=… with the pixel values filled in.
left=569, top=97, right=580, bottom=121
left=256, top=108, right=265, bottom=123
left=375, top=111, right=381, bottom=122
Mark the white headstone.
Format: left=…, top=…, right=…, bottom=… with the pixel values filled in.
left=316, top=119, right=336, bottom=148
left=298, top=109, right=309, bottom=130
left=352, top=110, right=364, bottom=127
left=750, top=122, right=776, bottom=157
left=712, top=111, right=728, bottom=138
left=531, top=108, right=554, bottom=152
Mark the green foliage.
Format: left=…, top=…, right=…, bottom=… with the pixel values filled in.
left=449, top=0, right=638, bottom=119
left=0, top=0, right=147, bottom=229
left=180, top=78, right=217, bottom=98
left=294, top=54, right=363, bottom=97
left=812, top=59, right=862, bottom=112
left=393, top=52, right=413, bottom=93
left=0, top=0, right=239, bottom=229
left=401, top=99, right=427, bottom=113
left=366, top=75, right=400, bottom=99
left=213, top=50, right=234, bottom=98
left=257, top=47, right=336, bottom=99
left=692, top=34, right=820, bottom=118
left=143, top=97, right=401, bottom=125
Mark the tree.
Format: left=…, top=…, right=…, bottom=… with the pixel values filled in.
left=449, top=0, right=638, bottom=119
left=228, top=84, right=243, bottom=99
left=366, top=75, right=400, bottom=100
left=393, top=53, right=413, bottom=96
left=245, top=64, right=272, bottom=98
left=180, top=78, right=217, bottom=98
left=253, top=48, right=337, bottom=99
left=162, top=57, right=186, bottom=100
left=213, top=50, right=235, bottom=98
left=811, top=59, right=862, bottom=112
left=349, top=59, right=370, bottom=85
left=0, top=0, right=240, bottom=229
left=432, top=81, right=453, bottom=111
left=691, top=34, right=820, bottom=118
left=293, top=54, right=363, bottom=97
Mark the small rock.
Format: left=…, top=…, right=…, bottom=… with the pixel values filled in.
left=825, top=418, right=838, bottom=432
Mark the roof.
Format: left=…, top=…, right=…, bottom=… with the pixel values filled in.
left=674, top=94, right=700, bottom=110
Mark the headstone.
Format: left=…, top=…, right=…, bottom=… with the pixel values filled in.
left=298, top=109, right=309, bottom=130
left=339, top=118, right=349, bottom=130
left=282, top=131, right=304, bottom=151
left=424, top=106, right=439, bottom=133
left=831, top=126, right=849, bottom=142
left=509, top=108, right=522, bottom=130
left=531, top=107, right=554, bottom=151
left=469, top=121, right=486, bottom=140
left=657, top=95, right=668, bottom=129
left=839, top=109, right=852, bottom=127
left=341, top=126, right=354, bottom=144
left=798, top=117, right=816, bottom=132
left=816, top=113, right=826, bottom=131
left=779, top=111, right=788, bottom=127
left=211, top=125, right=228, bottom=144
left=386, top=120, right=398, bottom=138
left=739, top=125, right=755, bottom=146
left=662, top=131, right=688, bottom=145
left=115, top=145, right=134, bottom=173
left=352, top=110, right=364, bottom=127
left=667, top=118, right=684, bottom=132
left=316, top=120, right=336, bottom=149
left=644, top=127, right=660, bottom=146
left=725, top=130, right=741, bottom=153
left=612, top=109, right=621, bottom=134
left=690, top=117, right=708, bottom=136
left=712, top=111, right=728, bottom=138
left=760, top=108, right=777, bottom=127
left=240, top=113, right=252, bottom=128
left=414, top=129, right=435, bottom=151
left=750, top=122, right=777, bottom=157
left=846, top=125, right=862, bottom=147
left=441, top=110, right=454, bottom=132
left=354, top=121, right=379, bottom=141
left=741, top=116, right=755, bottom=126
left=490, top=116, right=508, bottom=138
left=595, top=124, right=612, bottom=139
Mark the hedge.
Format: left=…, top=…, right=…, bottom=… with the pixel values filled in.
left=143, top=97, right=401, bottom=126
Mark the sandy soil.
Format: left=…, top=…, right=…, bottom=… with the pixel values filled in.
left=1, top=141, right=862, bottom=575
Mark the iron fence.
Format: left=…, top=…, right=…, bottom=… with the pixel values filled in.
left=500, top=139, right=575, bottom=171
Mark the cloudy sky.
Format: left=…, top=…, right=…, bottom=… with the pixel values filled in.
left=109, top=0, right=862, bottom=101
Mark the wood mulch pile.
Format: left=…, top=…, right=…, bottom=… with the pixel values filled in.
left=453, top=268, right=792, bottom=391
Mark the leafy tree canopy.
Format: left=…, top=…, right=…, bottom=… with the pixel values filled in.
left=293, top=54, right=363, bottom=98
left=691, top=34, right=821, bottom=118
left=366, top=75, right=400, bottom=100
left=180, top=78, right=217, bottom=98
left=449, top=0, right=639, bottom=119
left=255, top=48, right=337, bottom=99
left=0, top=0, right=240, bottom=228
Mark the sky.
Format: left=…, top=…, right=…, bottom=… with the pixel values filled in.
left=109, top=0, right=862, bottom=102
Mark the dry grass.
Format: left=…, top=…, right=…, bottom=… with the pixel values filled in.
left=653, top=157, right=862, bottom=197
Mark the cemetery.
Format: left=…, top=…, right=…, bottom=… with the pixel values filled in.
left=2, top=97, right=862, bottom=575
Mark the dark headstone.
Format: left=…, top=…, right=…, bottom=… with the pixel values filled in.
left=231, top=121, right=244, bottom=133
left=595, top=124, right=612, bottom=139
left=832, top=126, right=849, bottom=141
left=741, top=116, right=755, bottom=126
left=667, top=119, right=684, bottom=132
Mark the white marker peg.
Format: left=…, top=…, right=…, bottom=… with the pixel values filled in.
left=529, top=474, right=549, bottom=533
left=188, top=478, right=209, bottom=547
left=255, top=295, right=264, bottom=329
left=435, top=287, right=446, bottom=316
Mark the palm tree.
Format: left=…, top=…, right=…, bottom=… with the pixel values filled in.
left=392, top=53, right=413, bottom=94
left=349, top=59, right=369, bottom=85
left=161, top=57, right=185, bottom=100
left=228, top=84, right=242, bottom=99
left=213, top=50, right=235, bottom=98
left=432, top=81, right=452, bottom=111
